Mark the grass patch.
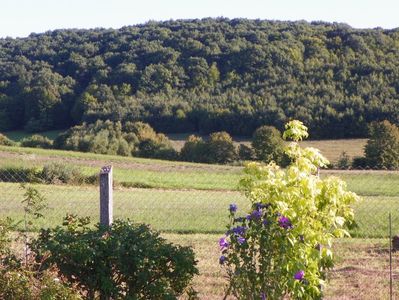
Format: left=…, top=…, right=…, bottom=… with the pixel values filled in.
left=0, top=182, right=397, bottom=238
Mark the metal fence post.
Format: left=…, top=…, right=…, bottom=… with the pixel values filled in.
left=100, top=165, right=113, bottom=226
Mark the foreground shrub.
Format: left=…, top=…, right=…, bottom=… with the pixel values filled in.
left=220, top=120, right=359, bottom=299
left=0, top=218, right=81, bottom=300
left=31, top=216, right=198, bottom=299
left=20, top=134, right=53, bottom=149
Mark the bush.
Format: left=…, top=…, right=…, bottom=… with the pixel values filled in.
left=351, top=156, right=369, bottom=169
left=0, top=164, right=93, bottom=185
left=336, top=151, right=351, bottom=169
left=41, top=162, right=85, bottom=184
left=54, top=120, right=177, bottom=160
left=238, top=143, right=255, bottom=161
left=220, top=120, right=359, bottom=299
left=180, top=135, right=207, bottom=163
left=31, top=216, right=198, bottom=299
left=364, top=120, right=399, bottom=170
left=137, top=138, right=178, bottom=160
left=0, top=218, right=81, bottom=300
left=0, top=166, right=42, bottom=183
left=251, top=125, right=286, bottom=165
left=0, top=133, right=16, bottom=146
left=20, top=134, right=53, bottom=149
left=206, top=131, right=237, bottom=164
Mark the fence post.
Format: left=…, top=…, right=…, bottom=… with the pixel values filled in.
left=100, top=165, right=113, bottom=226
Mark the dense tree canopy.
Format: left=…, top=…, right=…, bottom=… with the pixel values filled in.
left=1, top=18, right=399, bottom=138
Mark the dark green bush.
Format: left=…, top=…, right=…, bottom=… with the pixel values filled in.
left=20, top=134, right=53, bottom=149
left=137, top=138, right=178, bottom=160
left=206, top=131, right=237, bottom=164
left=31, top=216, right=198, bottom=299
left=336, top=151, right=351, bottom=169
left=54, top=120, right=177, bottom=160
left=352, top=156, right=369, bottom=169
left=180, top=135, right=207, bottom=163
left=180, top=132, right=239, bottom=164
left=238, top=143, right=255, bottom=161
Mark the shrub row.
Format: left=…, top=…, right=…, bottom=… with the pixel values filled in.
left=0, top=163, right=95, bottom=185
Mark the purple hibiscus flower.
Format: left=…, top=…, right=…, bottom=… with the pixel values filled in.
left=294, top=270, right=305, bottom=281
left=229, top=203, right=238, bottom=213
left=219, top=255, right=227, bottom=265
left=278, top=216, right=293, bottom=229
left=247, top=209, right=262, bottom=221
left=232, top=226, right=247, bottom=236
left=260, top=292, right=267, bottom=300
left=237, top=236, right=246, bottom=245
left=219, top=237, right=229, bottom=249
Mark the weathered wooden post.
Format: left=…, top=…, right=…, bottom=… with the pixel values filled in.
left=100, top=165, right=113, bottom=226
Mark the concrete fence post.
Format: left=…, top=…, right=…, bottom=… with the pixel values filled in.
left=100, top=165, right=113, bottom=226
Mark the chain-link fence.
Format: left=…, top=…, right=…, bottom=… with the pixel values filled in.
left=0, top=149, right=398, bottom=299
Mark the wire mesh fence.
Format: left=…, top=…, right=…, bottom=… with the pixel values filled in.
left=0, top=150, right=398, bottom=298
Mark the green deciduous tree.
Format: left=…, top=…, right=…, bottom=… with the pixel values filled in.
left=206, top=131, right=237, bottom=164
left=364, top=120, right=399, bottom=169
left=251, top=125, right=286, bottom=164
left=180, top=135, right=207, bottom=162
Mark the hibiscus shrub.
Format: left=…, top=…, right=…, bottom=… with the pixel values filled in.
left=220, top=120, right=360, bottom=299
left=31, top=215, right=198, bottom=299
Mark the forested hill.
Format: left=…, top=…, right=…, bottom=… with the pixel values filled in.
left=0, top=18, right=399, bottom=138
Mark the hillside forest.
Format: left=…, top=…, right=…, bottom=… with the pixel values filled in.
left=0, top=18, right=398, bottom=139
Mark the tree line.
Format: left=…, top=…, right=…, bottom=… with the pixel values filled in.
left=1, top=119, right=398, bottom=169
left=0, top=18, right=399, bottom=138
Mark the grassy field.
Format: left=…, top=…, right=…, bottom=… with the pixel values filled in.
left=0, top=145, right=397, bottom=193
left=0, top=144, right=398, bottom=298
left=1, top=181, right=397, bottom=237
